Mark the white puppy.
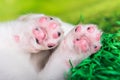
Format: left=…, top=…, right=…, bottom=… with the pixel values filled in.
left=0, top=14, right=64, bottom=80
left=38, top=24, right=102, bottom=80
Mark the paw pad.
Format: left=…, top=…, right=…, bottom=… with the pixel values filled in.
left=14, top=35, right=20, bottom=43
left=96, top=33, right=101, bottom=41
left=32, top=28, right=46, bottom=44
left=53, top=32, right=61, bottom=39
left=47, top=43, right=56, bottom=48
left=49, top=22, right=58, bottom=29
left=39, top=17, right=47, bottom=23
left=94, top=45, right=100, bottom=52
left=75, top=25, right=81, bottom=32
left=87, top=26, right=95, bottom=33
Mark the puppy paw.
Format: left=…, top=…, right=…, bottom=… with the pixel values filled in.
left=73, top=24, right=102, bottom=54
left=17, top=14, right=64, bottom=53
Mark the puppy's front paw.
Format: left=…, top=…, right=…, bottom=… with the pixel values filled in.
left=73, top=24, right=102, bottom=54
left=17, top=14, right=64, bottom=53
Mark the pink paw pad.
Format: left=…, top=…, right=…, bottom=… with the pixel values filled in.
left=80, top=39, right=88, bottom=52
left=94, top=45, right=100, bottom=52
left=74, top=37, right=89, bottom=53
left=52, top=32, right=61, bottom=39
left=75, top=25, right=81, bottom=32
left=87, top=26, right=95, bottom=33
left=14, top=35, right=20, bottom=43
left=47, top=43, right=56, bottom=48
left=49, top=22, right=58, bottom=29
left=96, top=33, right=101, bottom=41
left=32, top=28, right=46, bottom=43
left=39, top=17, right=47, bottom=23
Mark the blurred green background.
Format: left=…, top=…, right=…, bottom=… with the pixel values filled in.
left=0, top=0, right=120, bottom=32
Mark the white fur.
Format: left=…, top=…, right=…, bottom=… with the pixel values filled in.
left=0, top=21, right=39, bottom=80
